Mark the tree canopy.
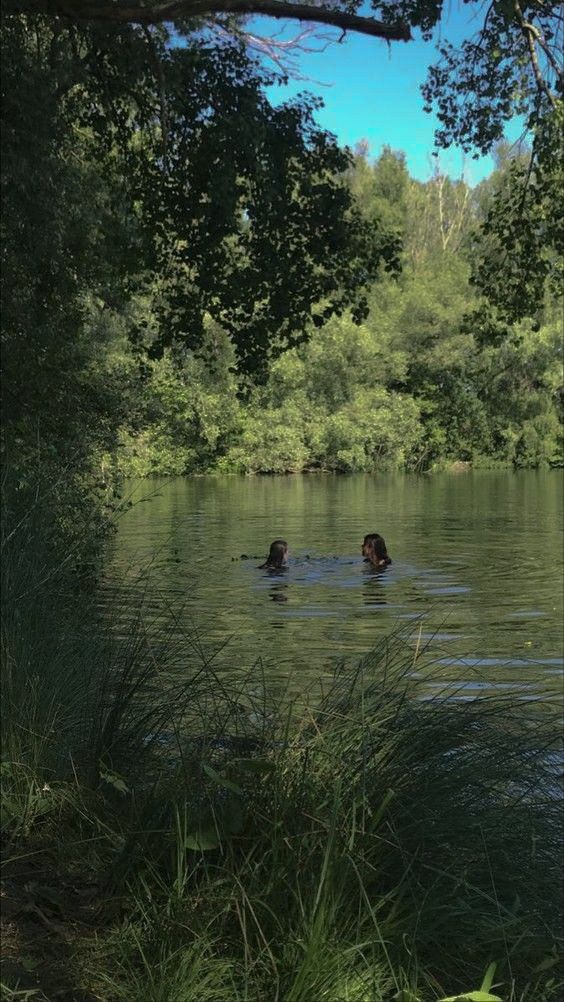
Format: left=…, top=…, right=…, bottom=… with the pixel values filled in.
left=4, top=1, right=562, bottom=335
left=1, top=15, right=403, bottom=380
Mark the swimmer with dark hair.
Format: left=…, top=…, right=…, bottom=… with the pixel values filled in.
left=362, top=533, right=392, bottom=569
left=259, top=539, right=289, bottom=570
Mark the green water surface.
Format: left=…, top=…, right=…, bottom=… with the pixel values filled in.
left=107, top=471, right=563, bottom=699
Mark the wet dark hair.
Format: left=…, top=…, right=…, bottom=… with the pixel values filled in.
left=259, top=539, right=288, bottom=569
left=363, top=533, right=392, bottom=566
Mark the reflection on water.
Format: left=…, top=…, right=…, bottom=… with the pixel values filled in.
left=269, top=582, right=289, bottom=604
left=105, top=471, right=564, bottom=699
left=361, top=567, right=388, bottom=608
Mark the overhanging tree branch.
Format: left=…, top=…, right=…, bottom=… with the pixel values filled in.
left=6, top=0, right=412, bottom=42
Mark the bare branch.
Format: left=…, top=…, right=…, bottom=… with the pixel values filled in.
left=514, top=1, right=558, bottom=108
left=213, top=19, right=338, bottom=79
left=522, top=19, right=563, bottom=86
left=7, top=0, right=412, bottom=43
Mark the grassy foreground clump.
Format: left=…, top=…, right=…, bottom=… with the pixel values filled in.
left=1, top=524, right=562, bottom=1001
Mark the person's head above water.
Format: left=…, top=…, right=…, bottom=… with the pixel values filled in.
left=362, top=533, right=392, bottom=568
left=259, top=539, right=289, bottom=569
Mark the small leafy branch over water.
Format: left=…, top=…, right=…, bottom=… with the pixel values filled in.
left=1, top=520, right=562, bottom=1001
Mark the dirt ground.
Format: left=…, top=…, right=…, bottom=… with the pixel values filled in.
left=1, top=853, right=102, bottom=1002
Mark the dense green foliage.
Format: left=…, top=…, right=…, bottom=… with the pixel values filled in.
left=0, top=13, right=397, bottom=567
left=9, top=1, right=563, bottom=327
left=114, top=147, right=563, bottom=476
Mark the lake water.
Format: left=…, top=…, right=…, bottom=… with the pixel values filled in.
left=107, top=471, right=563, bottom=700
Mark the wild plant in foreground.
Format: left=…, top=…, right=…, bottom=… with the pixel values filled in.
left=1, top=513, right=561, bottom=1001
left=89, top=636, right=561, bottom=1001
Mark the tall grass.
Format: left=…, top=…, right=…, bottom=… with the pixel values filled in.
left=1, top=511, right=562, bottom=1001
left=0, top=501, right=265, bottom=870
left=93, top=643, right=560, bottom=1002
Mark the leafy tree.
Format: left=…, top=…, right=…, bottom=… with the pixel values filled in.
left=468, top=120, right=563, bottom=330
left=420, top=3, right=562, bottom=322
left=218, top=398, right=311, bottom=474
left=349, top=144, right=410, bottom=237
left=0, top=18, right=139, bottom=565
left=6, top=2, right=561, bottom=325
left=117, top=319, right=242, bottom=475
left=119, top=144, right=561, bottom=476
left=0, top=12, right=397, bottom=562
left=2, top=15, right=401, bottom=379
left=406, top=169, right=471, bottom=269
left=471, top=311, right=563, bottom=467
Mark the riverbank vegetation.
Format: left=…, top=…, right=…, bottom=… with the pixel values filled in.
left=115, top=149, right=562, bottom=477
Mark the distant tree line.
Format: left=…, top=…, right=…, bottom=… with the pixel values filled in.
left=113, top=146, right=563, bottom=476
